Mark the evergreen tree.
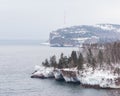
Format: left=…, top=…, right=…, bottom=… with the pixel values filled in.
left=92, top=57, right=96, bottom=70
left=62, top=56, right=69, bottom=68
left=71, top=51, right=77, bottom=67
left=87, top=48, right=93, bottom=64
left=77, top=53, right=84, bottom=70
left=42, top=59, right=49, bottom=67
left=50, top=55, right=57, bottom=68
left=58, top=53, right=64, bottom=69
left=87, top=48, right=96, bottom=69
left=68, top=56, right=73, bottom=68
left=98, top=50, right=103, bottom=68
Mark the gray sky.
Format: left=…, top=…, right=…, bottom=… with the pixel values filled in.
left=0, top=0, right=120, bottom=40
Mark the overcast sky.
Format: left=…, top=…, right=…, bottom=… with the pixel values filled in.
left=0, top=0, right=120, bottom=40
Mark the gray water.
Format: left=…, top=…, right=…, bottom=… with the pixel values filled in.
left=0, top=45, right=118, bottom=96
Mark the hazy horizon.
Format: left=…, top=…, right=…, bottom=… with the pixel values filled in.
left=0, top=0, right=120, bottom=40
left=0, top=39, right=47, bottom=45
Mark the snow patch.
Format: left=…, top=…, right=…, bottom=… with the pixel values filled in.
left=94, top=24, right=120, bottom=33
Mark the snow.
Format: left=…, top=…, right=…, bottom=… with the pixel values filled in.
left=91, top=36, right=99, bottom=39
left=51, top=32, right=59, bottom=35
left=32, top=64, right=120, bottom=88
left=62, top=67, right=77, bottom=71
left=95, top=24, right=115, bottom=30
left=53, top=64, right=120, bottom=88
left=94, top=24, right=120, bottom=33
left=72, top=38, right=89, bottom=42
left=34, top=65, right=41, bottom=71
left=117, top=29, right=120, bottom=32
left=51, top=35, right=61, bottom=40
left=53, top=68, right=64, bottom=80
left=77, top=65, right=120, bottom=88
left=72, top=36, right=99, bottom=42
left=32, top=65, right=54, bottom=78
left=70, top=30, right=87, bottom=34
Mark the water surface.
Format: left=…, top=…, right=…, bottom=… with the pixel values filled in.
left=0, top=45, right=117, bottom=96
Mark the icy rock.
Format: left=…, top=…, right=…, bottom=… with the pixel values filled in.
left=53, top=68, right=64, bottom=81
left=61, top=68, right=80, bottom=83
left=31, top=66, right=54, bottom=78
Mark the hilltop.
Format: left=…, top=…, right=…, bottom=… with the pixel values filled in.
left=50, top=24, right=120, bottom=47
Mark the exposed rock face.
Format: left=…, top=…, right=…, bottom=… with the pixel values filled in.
left=61, top=68, right=80, bottom=83
left=50, top=24, right=120, bottom=47
left=115, top=78, right=120, bottom=86
left=53, top=69, right=64, bottom=81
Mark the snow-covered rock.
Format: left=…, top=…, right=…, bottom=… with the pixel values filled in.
left=77, top=66, right=120, bottom=88
left=61, top=68, right=80, bottom=83
left=31, top=64, right=120, bottom=88
left=53, top=68, right=64, bottom=81
left=31, top=66, right=54, bottom=78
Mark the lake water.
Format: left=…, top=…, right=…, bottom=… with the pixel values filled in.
left=0, top=45, right=118, bottom=96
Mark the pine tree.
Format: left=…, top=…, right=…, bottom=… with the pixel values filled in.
left=58, top=53, right=64, bottom=69
left=87, top=48, right=96, bottom=69
left=50, top=55, right=57, bottom=68
left=42, top=59, right=50, bottom=67
left=77, top=53, right=84, bottom=70
left=92, top=57, right=96, bottom=70
left=87, top=48, right=93, bottom=64
left=98, top=50, right=103, bottom=68
left=68, top=56, right=73, bottom=68
left=71, top=51, right=77, bottom=67
left=62, top=56, right=69, bottom=68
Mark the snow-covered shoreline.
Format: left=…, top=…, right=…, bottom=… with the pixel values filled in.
left=78, top=66, right=120, bottom=88
left=31, top=65, right=120, bottom=89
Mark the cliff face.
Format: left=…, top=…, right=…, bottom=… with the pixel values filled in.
left=53, top=69, right=64, bottom=81
left=61, top=68, right=80, bottom=83
left=50, top=24, right=120, bottom=47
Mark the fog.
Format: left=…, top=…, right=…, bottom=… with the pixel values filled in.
left=0, top=0, right=120, bottom=40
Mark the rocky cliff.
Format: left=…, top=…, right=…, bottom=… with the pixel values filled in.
left=31, top=65, right=120, bottom=88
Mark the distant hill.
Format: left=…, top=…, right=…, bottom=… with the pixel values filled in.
left=49, top=24, right=120, bottom=47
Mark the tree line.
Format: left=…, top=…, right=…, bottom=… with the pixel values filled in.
left=42, top=41, right=120, bottom=71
